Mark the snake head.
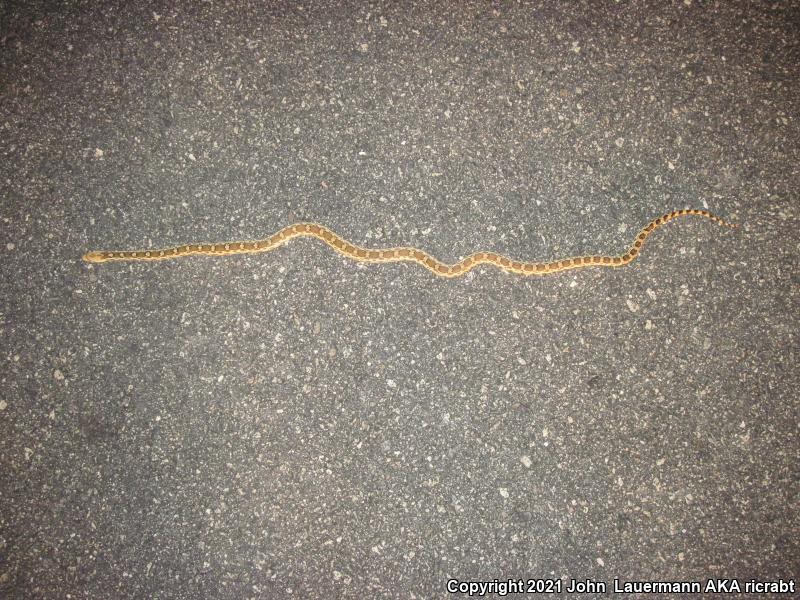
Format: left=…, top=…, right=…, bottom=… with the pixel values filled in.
left=82, top=251, right=107, bottom=263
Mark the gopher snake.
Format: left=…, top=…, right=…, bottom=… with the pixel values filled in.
left=83, top=209, right=737, bottom=277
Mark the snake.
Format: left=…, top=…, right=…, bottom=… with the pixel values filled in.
left=82, top=208, right=737, bottom=277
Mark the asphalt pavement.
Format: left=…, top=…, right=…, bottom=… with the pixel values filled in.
left=1, top=1, right=797, bottom=598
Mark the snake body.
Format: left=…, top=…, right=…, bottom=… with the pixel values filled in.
left=83, top=208, right=737, bottom=277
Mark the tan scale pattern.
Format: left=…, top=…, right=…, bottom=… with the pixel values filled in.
left=83, top=209, right=738, bottom=277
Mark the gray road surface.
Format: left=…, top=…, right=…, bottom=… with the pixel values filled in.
left=1, top=1, right=797, bottom=598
